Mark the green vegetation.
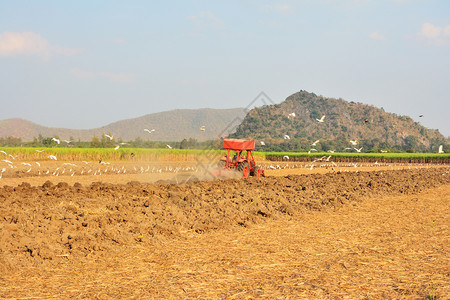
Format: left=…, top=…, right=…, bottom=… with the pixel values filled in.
left=230, top=90, right=449, bottom=153
left=261, top=151, right=450, bottom=162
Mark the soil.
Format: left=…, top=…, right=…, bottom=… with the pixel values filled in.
left=0, top=160, right=449, bottom=298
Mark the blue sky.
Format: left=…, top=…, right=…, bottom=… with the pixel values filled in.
left=1, top=0, right=449, bottom=136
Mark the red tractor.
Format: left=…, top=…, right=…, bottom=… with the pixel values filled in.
left=218, top=138, right=264, bottom=178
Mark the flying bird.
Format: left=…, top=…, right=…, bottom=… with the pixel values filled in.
left=104, top=134, right=113, bottom=140
left=283, top=155, right=289, bottom=160
left=114, top=145, right=120, bottom=150
left=419, top=115, right=424, bottom=118
left=144, top=129, right=155, bottom=134
left=284, top=135, right=290, bottom=140
left=311, top=140, right=320, bottom=146
left=364, top=119, right=369, bottom=123
left=380, top=150, right=387, bottom=153
left=260, top=141, right=265, bottom=146
left=288, top=112, right=296, bottom=118
left=316, top=115, right=325, bottom=123
left=63, top=140, right=71, bottom=144
left=48, top=155, right=57, bottom=160
left=0, top=150, right=6, bottom=155
left=51, top=138, right=60, bottom=144
left=349, top=140, right=358, bottom=146
left=35, top=149, right=45, bottom=153
left=200, top=126, right=206, bottom=131
left=2, top=160, right=13, bottom=164
left=354, top=147, right=363, bottom=153
left=166, top=144, right=172, bottom=149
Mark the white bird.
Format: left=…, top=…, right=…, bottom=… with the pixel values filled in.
left=35, top=162, right=41, bottom=167
left=48, top=155, right=57, bottom=160
left=349, top=140, right=358, bottom=146
left=9, top=154, right=17, bottom=160
left=283, top=155, right=290, bottom=160
left=144, top=129, right=155, bottom=134
left=104, top=134, right=113, bottom=140
left=21, top=162, right=32, bottom=166
left=52, top=138, right=60, bottom=144
left=119, top=142, right=128, bottom=145
left=35, top=149, right=45, bottom=153
left=2, top=160, right=13, bottom=164
left=200, top=126, right=206, bottom=131
left=63, top=140, right=71, bottom=144
left=327, top=150, right=335, bottom=153
left=166, top=144, right=172, bottom=149
left=354, top=147, right=363, bottom=153
left=0, top=150, right=6, bottom=155
left=311, top=140, right=320, bottom=146
left=344, top=148, right=352, bottom=151
left=438, top=145, right=444, bottom=154
left=310, top=148, right=318, bottom=152
left=380, top=150, right=387, bottom=153
left=288, top=112, right=296, bottom=118
left=114, top=145, right=120, bottom=150
left=316, top=115, right=325, bottom=123
left=260, top=141, right=265, bottom=146
left=284, top=135, right=290, bottom=140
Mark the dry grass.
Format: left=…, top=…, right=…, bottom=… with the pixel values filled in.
left=1, top=184, right=448, bottom=299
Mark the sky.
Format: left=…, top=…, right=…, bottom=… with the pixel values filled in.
left=0, top=0, right=449, bottom=137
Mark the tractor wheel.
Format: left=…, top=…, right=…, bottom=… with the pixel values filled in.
left=251, top=166, right=261, bottom=177
left=237, top=161, right=250, bottom=178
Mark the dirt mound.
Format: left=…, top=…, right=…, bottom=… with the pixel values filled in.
left=0, top=168, right=448, bottom=272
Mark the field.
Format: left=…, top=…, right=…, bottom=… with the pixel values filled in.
left=0, top=148, right=449, bottom=298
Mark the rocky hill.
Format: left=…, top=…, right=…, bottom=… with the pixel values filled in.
left=0, top=108, right=246, bottom=142
left=230, top=91, right=448, bottom=152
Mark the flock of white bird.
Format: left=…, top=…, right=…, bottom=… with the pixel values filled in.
left=0, top=116, right=446, bottom=180
left=264, top=113, right=366, bottom=155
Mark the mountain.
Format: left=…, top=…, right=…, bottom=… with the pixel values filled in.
left=0, top=108, right=246, bottom=142
left=230, top=91, right=448, bottom=152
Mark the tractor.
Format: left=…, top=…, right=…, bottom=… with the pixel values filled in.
left=218, top=138, right=264, bottom=178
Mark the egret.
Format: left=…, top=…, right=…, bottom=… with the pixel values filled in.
left=104, top=134, right=113, bottom=140
left=200, top=126, right=206, bottom=131
left=349, top=140, right=358, bottom=146
left=144, top=129, right=155, bottom=134
left=288, top=112, right=296, bottom=118
left=354, top=147, right=363, bottom=153
left=52, top=138, right=60, bottom=144
left=48, top=155, right=57, bottom=160
left=283, top=155, right=289, bottom=160
left=35, top=149, right=45, bottom=153
left=438, top=145, right=444, bottom=154
left=284, top=135, right=290, bottom=140
left=0, top=150, right=6, bottom=155
left=167, top=144, right=172, bottom=149
left=316, top=115, right=325, bottom=123
left=311, top=140, right=320, bottom=146
left=114, top=145, right=120, bottom=150
left=260, top=141, right=265, bottom=145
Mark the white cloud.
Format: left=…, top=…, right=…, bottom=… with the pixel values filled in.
left=0, top=31, right=81, bottom=59
left=112, top=38, right=125, bottom=44
left=70, top=68, right=135, bottom=83
left=418, top=22, right=450, bottom=45
left=369, top=31, right=387, bottom=41
left=187, top=11, right=224, bottom=29
left=260, top=4, right=294, bottom=15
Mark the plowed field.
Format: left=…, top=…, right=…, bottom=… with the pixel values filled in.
left=0, top=161, right=449, bottom=298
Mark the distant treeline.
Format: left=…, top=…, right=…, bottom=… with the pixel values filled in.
left=0, top=135, right=447, bottom=153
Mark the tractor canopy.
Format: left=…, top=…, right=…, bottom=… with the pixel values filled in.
left=222, top=139, right=255, bottom=151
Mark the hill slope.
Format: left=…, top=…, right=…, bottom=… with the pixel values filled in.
left=0, top=108, right=246, bottom=142
left=230, top=91, right=447, bottom=152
